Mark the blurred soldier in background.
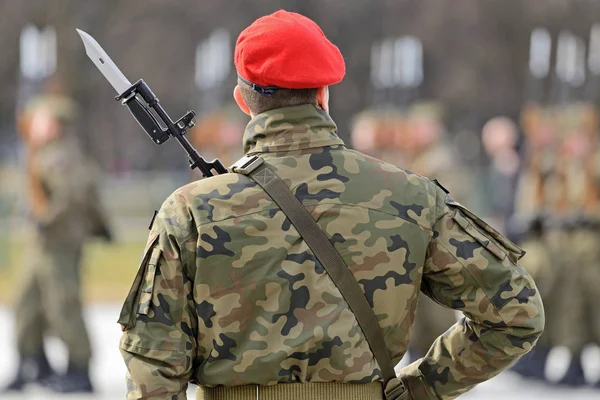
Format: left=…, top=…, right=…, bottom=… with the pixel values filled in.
left=2, top=92, right=112, bottom=393
left=189, top=104, right=247, bottom=168
left=510, top=25, right=600, bottom=388
left=350, top=110, right=379, bottom=156
left=481, top=116, right=521, bottom=232
left=543, top=104, right=600, bottom=386
left=350, top=108, right=407, bottom=166
left=511, top=102, right=600, bottom=388
left=509, top=104, right=556, bottom=381
left=403, top=102, right=471, bottom=202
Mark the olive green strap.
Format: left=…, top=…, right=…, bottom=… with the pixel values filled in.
left=231, top=155, right=402, bottom=394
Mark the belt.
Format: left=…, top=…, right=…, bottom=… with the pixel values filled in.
left=197, top=382, right=385, bottom=400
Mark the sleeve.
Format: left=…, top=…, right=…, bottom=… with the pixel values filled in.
left=398, top=187, right=545, bottom=400
left=118, top=213, right=198, bottom=400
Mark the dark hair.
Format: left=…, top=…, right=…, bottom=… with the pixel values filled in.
left=238, top=78, right=317, bottom=115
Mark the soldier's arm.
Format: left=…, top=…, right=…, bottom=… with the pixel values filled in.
left=398, top=186, right=545, bottom=399
left=119, top=202, right=198, bottom=400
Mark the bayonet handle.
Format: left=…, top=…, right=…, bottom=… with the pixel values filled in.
left=126, top=97, right=169, bottom=144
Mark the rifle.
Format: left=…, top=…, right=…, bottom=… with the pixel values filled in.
left=76, top=30, right=227, bottom=178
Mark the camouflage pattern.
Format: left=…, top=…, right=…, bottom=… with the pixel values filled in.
left=119, top=104, right=544, bottom=399
left=15, top=134, right=108, bottom=368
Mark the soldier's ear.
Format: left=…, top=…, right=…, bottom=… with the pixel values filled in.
left=316, top=86, right=329, bottom=113
left=234, top=85, right=251, bottom=116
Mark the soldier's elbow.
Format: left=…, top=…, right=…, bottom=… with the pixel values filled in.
left=508, top=291, right=545, bottom=353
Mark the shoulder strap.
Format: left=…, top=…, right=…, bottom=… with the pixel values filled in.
left=231, top=155, right=401, bottom=389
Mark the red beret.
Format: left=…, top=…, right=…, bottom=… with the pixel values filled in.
left=235, top=10, right=345, bottom=90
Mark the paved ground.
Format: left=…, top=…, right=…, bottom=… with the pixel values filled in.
left=0, top=305, right=598, bottom=400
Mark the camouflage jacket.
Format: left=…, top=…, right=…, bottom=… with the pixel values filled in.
left=119, top=104, right=544, bottom=399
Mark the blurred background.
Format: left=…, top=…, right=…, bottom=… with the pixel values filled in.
left=1, top=0, right=600, bottom=398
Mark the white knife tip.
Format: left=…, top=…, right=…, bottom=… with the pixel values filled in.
left=76, top=29, right=91, bottom=40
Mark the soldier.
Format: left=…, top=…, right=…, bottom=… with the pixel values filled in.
left=511, top=103, right=600, bottom=386
left=543, top=104, right=600, bottom=386
left=2, top=93, right=111, bottom=393
left=118, top=10, right=544, bottom=400
left=481, top=117, right=521, bottom=232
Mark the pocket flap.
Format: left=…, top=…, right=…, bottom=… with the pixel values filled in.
left=118, top=230, right=160, bottom=330
left=137, top=247, right=162, bottom=315
left=445, top=195, right=526, bottom=263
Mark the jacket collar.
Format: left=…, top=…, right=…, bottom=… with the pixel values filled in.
left=243, top=104, right=345, bottom=154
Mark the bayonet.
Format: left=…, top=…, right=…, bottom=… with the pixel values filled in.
left=77, top=29, right=131, bottom=95
left=76, top=29, right=227, bottom=177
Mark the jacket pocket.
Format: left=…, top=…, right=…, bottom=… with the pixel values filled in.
left=445, top=195, right=525, bottom=263
left=118, top=230, right=160, bottom=330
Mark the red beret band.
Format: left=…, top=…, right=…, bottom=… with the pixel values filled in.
left=237, top=75, right=281, bottom=96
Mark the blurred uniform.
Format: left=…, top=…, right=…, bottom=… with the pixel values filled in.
left=512, top=103, right=600, bottom=385
left=404, top=103, right=471, bottom=201
left=512, top=105, right=555, bottom=288
left=4, top=94, right=111, bottom=393
left=402, top=102, right=469, bottom=360
left=350, top=108, right=408, bottom=166
left=543, top=104, right=600, bottom=385
left=190, top=105, right=247, bottom=168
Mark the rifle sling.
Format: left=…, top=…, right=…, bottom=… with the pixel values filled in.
left=232, top=156, right=397, bottom=385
